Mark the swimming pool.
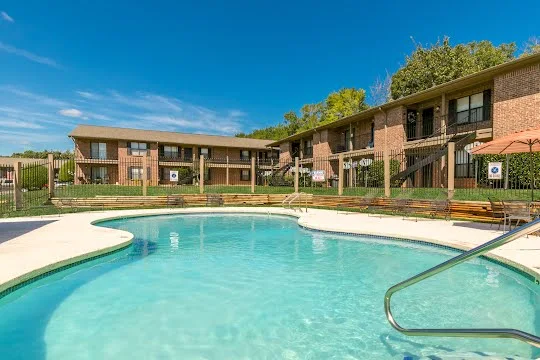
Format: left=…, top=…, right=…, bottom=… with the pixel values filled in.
left=0, top=213, right=538, bottom=359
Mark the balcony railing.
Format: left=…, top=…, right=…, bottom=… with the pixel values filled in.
left=334, top=133, right=374, bottom=153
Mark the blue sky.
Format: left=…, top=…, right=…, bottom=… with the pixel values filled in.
left=0, top=0, right=538, bottom=155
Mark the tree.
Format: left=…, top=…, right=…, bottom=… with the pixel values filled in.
left=368, top=72, right=392, bottom=106
left=521, top=36, right=540, bottom=57
left=390, top=37, right=516, bottom=99
left=235, top=124, right=291, bottom=140
left=58, top=159, right=75, bottom=182
left=298, top=103, right=324, bottom=131
left=323, top=88, right=369, bottom=124
left=21, top=164, right=48, bottom=190
left=11, top=149, right=74, bottom=159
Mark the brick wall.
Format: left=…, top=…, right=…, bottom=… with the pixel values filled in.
left=374, top=106, right=405, bottom=153
left=75, top=139, right=118, bottom=159
left=493, top=63, right=540, bottom=137
left=279, top=142, right=291, bottom=162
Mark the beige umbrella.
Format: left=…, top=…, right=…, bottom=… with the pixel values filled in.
left=471, top=127, right=540, bottom=200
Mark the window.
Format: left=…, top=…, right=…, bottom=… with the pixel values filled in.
left=199, top=147, right=210, bottom=159
left=91, top=142, right=107, bottom=159
left=304, top=140, right=313, bottom=157
left=455, top=150, right=475, bottom=178
left=241, top=169, right=250, bottom=181
left=128, top=142, right=148, bottom=156
left=129, top=167, right=151, bottom=180
left=91, top=167, right=107, bottom=183
left=240, top=150, right=250, bottom=160
left=450, top=90, right=491, bottom=125
left=162, top=145, right=178, bottom=158
left=183, top=147, right=193, bottom=161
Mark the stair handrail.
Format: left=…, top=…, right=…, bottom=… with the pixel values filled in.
left=384, top=218, right=540, bottom=348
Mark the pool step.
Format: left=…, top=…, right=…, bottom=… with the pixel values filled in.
left=404, top=354, right=531, bottom=360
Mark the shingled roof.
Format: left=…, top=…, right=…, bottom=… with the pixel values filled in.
left=69, top=125, right=274, bottom=150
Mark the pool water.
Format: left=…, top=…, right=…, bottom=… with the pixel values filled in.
left=0, top=214, right=538, bottom=359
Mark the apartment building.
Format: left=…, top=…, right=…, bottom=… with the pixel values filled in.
left=69, top=125, right=277, bottom=186
left=270, top=53, right=540, bottom=188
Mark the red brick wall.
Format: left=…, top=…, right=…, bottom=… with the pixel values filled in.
left=493, top=63, right=540, bottom=137
left=75, top=139, right=118, bottom=159
left=279, top=142, right=291, bottom=162
left=374, top=106, right=405, bottom=153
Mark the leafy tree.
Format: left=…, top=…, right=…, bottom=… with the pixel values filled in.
left=235, top=124, right=291, bottom=140
left=363, top=159, right=400, bottom=187
left=21, top=165, right=48, bottom=190
left=323, top=88, right=369, bottom=124
left=58, top=159, right=75, bottom=182
left=390, top=37, right=516, bottom=99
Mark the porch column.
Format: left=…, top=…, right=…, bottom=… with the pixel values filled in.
left=383, top=125, right=390, bottom=197
left=13, top=161, right=22, bottom=210
left=142, top=156, right=148, bottom=196
left=199, top=155, right=204, bottom=194
left=226, top=155, right=230, bottom=186
left=447, top=142, right=455, bottom=200
left=338, top=154, right=344, bottom=196
left=251, top=156, right=256, bottom=193
left=294, top=157, right=299, bottom=193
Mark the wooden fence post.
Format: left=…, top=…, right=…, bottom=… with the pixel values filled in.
left=338, top=154, right=344, bottom=196
left=142, top=156, right=148, bottom=196
left=199, top=155, right=204, bottom=194
left=447, top=142, right=455, bottom=200
left=48, top=153, right=55, bottom=199
left=294, top=157, right=299, bottom=193
left=13, top=161, right=22, bottom=210
left=251, top=156, right=256, bottom=193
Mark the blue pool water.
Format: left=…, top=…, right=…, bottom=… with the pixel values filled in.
left=0, top=214, right=538, bottom=359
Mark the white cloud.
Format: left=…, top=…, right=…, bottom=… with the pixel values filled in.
left=58, top=108, right=83, bottom=118
left=1, top=11, right=14, bottom=23
left=76, top=91, right=99, bottom=99
left=0, top=119, right=43, bottom=129
left=0, top=42, right=59, bottom=68
left=0, top=86, right=70, bottom=107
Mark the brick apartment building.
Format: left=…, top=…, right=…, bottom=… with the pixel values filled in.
left=270, top=53, right=540, bottom=188
left=69, top=126, right=277, bottom=186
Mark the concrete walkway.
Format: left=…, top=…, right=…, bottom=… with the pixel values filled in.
left=0, top=207, right=539, bottom=294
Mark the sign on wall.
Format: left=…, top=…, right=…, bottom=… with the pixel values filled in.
left=170, top=170, right=179, bottom=182
left=358, top=158, right=373, bottom=167
left=311, top=170, right=325, bottom=182
left=488, top=162, right=502, bottom=180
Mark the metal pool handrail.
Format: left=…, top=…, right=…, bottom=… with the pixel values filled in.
left=384, top=218, right=540, bottom=348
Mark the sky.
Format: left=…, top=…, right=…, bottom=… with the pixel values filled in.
left=0, top=0, right=538, bottom=155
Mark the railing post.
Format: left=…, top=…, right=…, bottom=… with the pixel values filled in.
left=48, top=154, right=55, bottom=199
left=226, top=155, right=230, bottom=186
left=447, top=142, right=455, bottom=200
left=294, top=157, right=299, bottom=193
left=142, top=156, right=148, bottom=196
left=384, top=145, right=391, bottom=198
left=192, top=153, right=197, bottom=185
left=13, top=161, right=22, bottom=210
left=251, top=156, right=256, bottom=193
left=338, top=154, right=344, bottom=196
left=199, top=155, right=204, bottom=194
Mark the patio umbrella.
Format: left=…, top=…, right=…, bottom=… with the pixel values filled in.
left=470, top=127, right=540, bottom=201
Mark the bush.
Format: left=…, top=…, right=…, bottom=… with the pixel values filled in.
left=476, top=153, right=540, bottom=188
left=21, top=165, right=48, bottom=190
left=58, top=159, right=75, bottom=182
left=361, top=159, right=400, bottom=187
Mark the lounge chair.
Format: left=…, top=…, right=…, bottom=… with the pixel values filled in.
left=429, top=200, right=450, bottom=220
left=488, top=197, right=506, bottom=230
left=337, top=196, right=377, bottom=214
left=502, top=201, right=533, bottom=231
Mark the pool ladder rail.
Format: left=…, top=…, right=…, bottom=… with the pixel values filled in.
left=282, top=192, right=308, bottom=213
left=384, top=218, right=540, bottom=348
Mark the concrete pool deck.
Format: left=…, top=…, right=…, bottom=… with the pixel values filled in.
left=0, top=207, right=539, bottom=294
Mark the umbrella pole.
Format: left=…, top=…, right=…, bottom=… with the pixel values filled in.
left=530, top=143, right=534, bottom=202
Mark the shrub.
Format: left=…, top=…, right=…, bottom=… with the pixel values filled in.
left=21, top=165, right=48, bottom=190
left=361, top=159, right=400, bottom=187
left=58, top=159, right=75, bottom=182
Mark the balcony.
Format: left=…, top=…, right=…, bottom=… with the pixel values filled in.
left=158, top=152, right=193, bottom=162
left=334, top=133, right=374, bottom=154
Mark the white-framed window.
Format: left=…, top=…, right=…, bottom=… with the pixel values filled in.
left=129, top=142, right=148, bottom=156
left=91, top=142, right=107, bottom=159
left=199, top=147, right=210, bottom=159
left=241, top=169, right=250, bottom=181
left=457, top=92, right=484, bottom=124
left=240, top=150, right=250, bottom=160
left=162, top=145, right=178, bottom=158
left=129, top=167, right=150, bottom=180
left=91, top=167, right=108, bottom=183
left=304, top=140, right=313, bottom=157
